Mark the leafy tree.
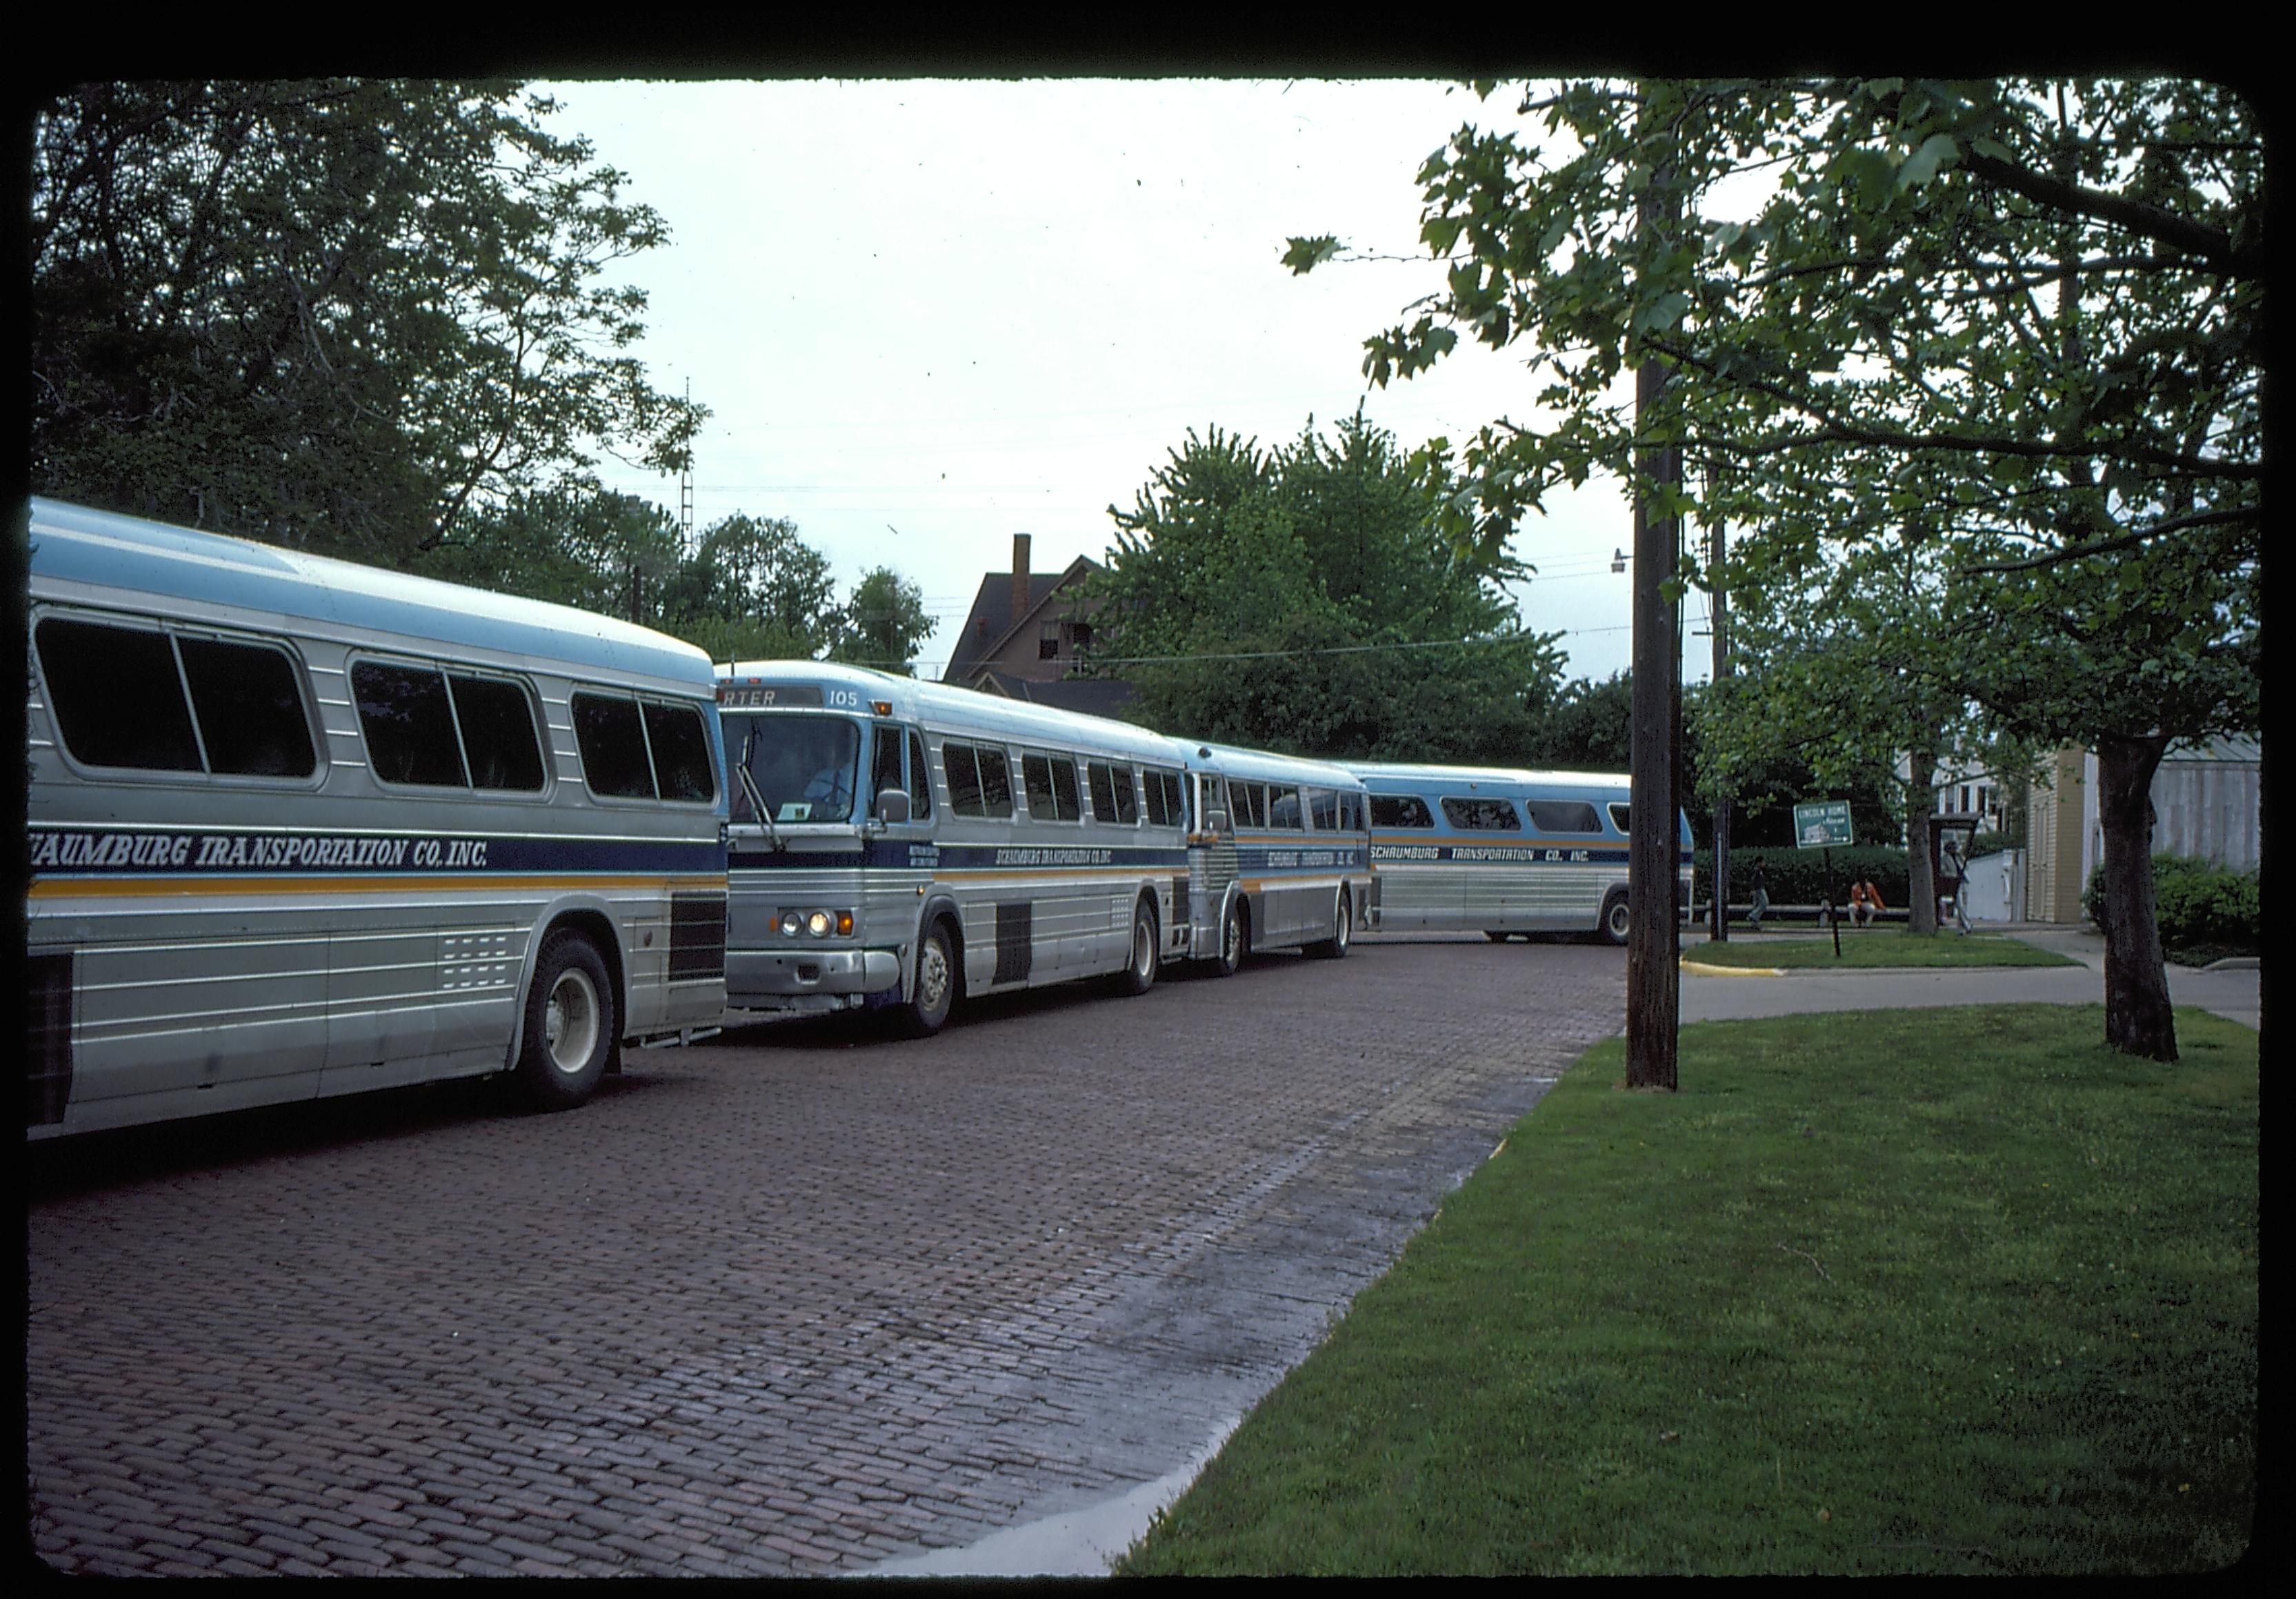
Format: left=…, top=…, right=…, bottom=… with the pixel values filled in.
left=425, top=487, right=680, bottom=617
left=1081, top=414, right=1564, bottom=760
left=829, top=567, right=937, bottom=676
left=31, top=79, right=703, bottom=564
left=1526, top=672, right=1634, bottom=771
left=1288, top=77, right=2260, bottom=1060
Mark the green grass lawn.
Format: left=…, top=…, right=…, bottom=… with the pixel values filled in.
left=1118, top=1005, right=2257, bottom=1575
left=1686, top=931, right=2080, bottom=969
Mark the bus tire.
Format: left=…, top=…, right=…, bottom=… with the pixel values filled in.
left=1484, top=930, right=1512, bottom=943
left=1599, top=889, right=1631, bottom=946
left=1306, top=888, right=1351, bottom=959
left=1212, top=895, right=1248, bottom=978
left=1115, top=895, right=1160, bottom=995
left=515, top=931, right=617, bottom=1113
left=894, top=919, right=958, bottom=1038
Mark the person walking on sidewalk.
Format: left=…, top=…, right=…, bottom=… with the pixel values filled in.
left=1747, top=857, right=1770, bottom=930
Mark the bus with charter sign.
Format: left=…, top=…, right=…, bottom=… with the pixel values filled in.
left=716, top=661, right=1192, bottom=1033
left=24, top=497, right=729, bottom=1138
left=1342, top=762, right=1690, bottom=944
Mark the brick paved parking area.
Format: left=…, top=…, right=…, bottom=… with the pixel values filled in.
left=27, top=937, right=1625, bottom=1576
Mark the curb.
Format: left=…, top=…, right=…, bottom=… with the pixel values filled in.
left=1679, top=959, right=1786, bottom=978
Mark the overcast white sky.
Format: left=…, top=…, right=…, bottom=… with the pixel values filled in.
left=541, top=78, right=1711, bottom=685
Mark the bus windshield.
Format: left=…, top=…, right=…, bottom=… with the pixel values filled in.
left=728, top=713, right=861, bottom=824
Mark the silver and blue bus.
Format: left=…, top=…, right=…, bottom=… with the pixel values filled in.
left=1170, top=739, right=1375, bottom=973
left=1342, top=762, right=1690, bottom=944
left=717, top=662, right=1190, bottom=1033
left=25, top=497, right=730, bottom=1139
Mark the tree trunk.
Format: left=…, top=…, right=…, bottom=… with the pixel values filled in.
left=2095, top=733, right=2178, bottom=1060
left=1905, top=747, right=1939, bottom=935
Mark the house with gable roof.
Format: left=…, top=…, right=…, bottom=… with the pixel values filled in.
left=940, top=534, right=1138, bottom=719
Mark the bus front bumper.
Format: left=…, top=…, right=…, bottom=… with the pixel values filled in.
left=726, top=947, right=903, bottom=1010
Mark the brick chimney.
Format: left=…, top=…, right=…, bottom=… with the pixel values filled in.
left=1010, top=533, right=1031, bottom=626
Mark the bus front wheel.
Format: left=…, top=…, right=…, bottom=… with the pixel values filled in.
left=895, top=920, right=958, bottom=1037
left=1212, top=897, right=1248, bottom=978
left=1306, top=888, right=1351, bottom=959
left=515, top=931, right=617, bottom=1112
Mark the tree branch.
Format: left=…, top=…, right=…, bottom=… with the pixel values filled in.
left=1958, top=506, right=2256, bottom=574
left=1960, top=151, right=2254, bottom=279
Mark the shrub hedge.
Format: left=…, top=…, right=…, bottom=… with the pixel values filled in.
left=1693, top=844, right=1912, bottom=908
left=2082, top=853, right=2260, bottom=958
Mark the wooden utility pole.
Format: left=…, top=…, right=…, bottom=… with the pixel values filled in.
left=1626, top=105, right=1681, bottom=1092
left=1708, top=507, right=1731, bottom=942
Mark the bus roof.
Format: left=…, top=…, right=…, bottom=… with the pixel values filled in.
left=28, top=497, right=717, bottom=690
left=715, top=659, right=1175, bottom=760
left=1172, top=739, right=1368, bottom=791
left=1343, top=760, right=1634, bottom=794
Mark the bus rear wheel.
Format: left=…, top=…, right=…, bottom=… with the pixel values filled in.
left=1115, top=897, right=1160, bottom=995
left=1599, top=890, right=1631, bottom=946
left=515, top=931, right=617, bottom=1112
left=895, top=920, right=958, bottom=1037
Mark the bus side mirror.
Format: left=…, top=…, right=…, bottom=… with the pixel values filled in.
left=876, top=788, right=911, bottom=826
left=1204, top=808, right=1229, bottom=835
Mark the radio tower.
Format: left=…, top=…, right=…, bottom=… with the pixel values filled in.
left=678, top=379, right=695, bottom=560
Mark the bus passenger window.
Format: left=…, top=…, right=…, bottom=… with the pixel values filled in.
left=1369, top=795, right=1434, bottom=828
left=1308, top=788, right=1337, bottom=830
left=1267, top=785, right=1303, bottom=829
left=643, top=702, right=716, bottom=802
left=36, top=617, right=203, bottom=772
left=178, top=637, right=316, bottom=777
left=1024, top=752, right=1081, bottom=821
left=944, top=743, right=985, bottom=814
left=448, top=675, right=544, bottom=791
left=1606, top=803, right=1630, bottom=834
left=572, top=692, right=655, bottom=798
left=1231, top=782, right=1264, bottom=828
left=907, top=730, right=933, bottom=818
left=1088, top=760, right=1139, bottom=824
left=1441, top=797, right=1522, bottom=831
left=1163, top=772, right=1187, bottom=828
left=1339, top=793, right=1364, bottom=832
left=977, top=746, right=1014, bottom=815
left=1526, top=801, right=1602, bottom=833
left=355, top=662, right=469, bottom=788
left=1142, top=768, right=1169, bottom=827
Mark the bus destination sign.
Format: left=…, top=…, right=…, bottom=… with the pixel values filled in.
left=717, top=682, right=825, bottom=709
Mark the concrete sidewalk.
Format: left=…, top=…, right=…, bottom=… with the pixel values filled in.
left=1680, top=924, right=2260, bottom=1031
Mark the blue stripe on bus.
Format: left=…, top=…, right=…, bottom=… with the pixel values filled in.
left=26, top=826, right=723, bottom=877
left=1369, top=841, right=1691, bottom=866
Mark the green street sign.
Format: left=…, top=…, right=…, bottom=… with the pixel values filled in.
left=1793, top=800, right=1855, bottom=849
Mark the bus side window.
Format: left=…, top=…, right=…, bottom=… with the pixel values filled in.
left=571, top=692, right=655, bottom=798
left=1441, top=797, right=1522, bottom=831
left=643, top=700, right=717, bottom=802
left=178, top=636, right=317, bottom=777
left=1268, top=785, right=1302, bottom=829
left=449, top=675, right=544, bottom=791
left=1370, top=794, right=1433, bottom=828
left=1308, top=787, right=1337, bottom=830
left=907, top=729, right=934, bottom=819
left=944, top=742, right=985, bottom=815
left=36, top=616, right=203, bottom=773
left=1141, top=767, right=1168, bottom=828
left=977, top=746, right=1014, bottom=816
left=1111, top=763, right=1139, bottom=824
left=355, top=661, right=470, bottom=788
left=1525, top=800, right=1601, bottom=833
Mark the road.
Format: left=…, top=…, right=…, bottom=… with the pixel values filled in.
left=27, top=937, right=1627, bottom=1577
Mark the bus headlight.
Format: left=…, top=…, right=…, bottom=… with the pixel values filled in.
left=777, top=908, right=855, bottom=939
